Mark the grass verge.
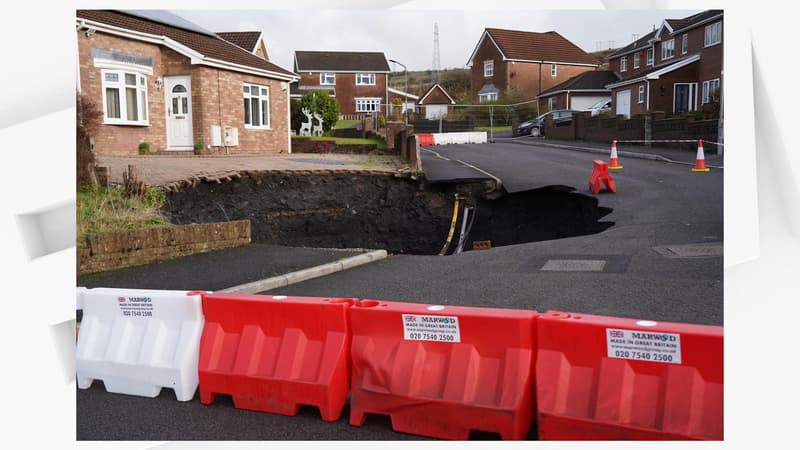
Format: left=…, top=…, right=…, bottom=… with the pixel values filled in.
left=310, top=136, right=387, bottom=150
left=77, top=185, right=170, bottom=247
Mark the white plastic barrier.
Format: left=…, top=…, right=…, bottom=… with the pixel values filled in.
left=431, top=131, right=488, bottom=145
left=76, top=288, right=205, bottom=401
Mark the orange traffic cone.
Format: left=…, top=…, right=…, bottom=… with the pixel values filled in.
left=609, top=140, right=623, bottom=170
left=691, top=139, right=710, bottom=172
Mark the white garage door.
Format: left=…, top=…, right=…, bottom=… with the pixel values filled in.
left=571, top=95, right=610, bottom=111
left=615, top=90, right=631, bottom=119
left=425, top=105, right=448, bottom=120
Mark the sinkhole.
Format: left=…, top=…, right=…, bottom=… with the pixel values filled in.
left=162, top=173, right=614, bottom=255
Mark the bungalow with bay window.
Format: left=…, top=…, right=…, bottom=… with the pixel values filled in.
left=76, top=10, right=298, bottom=155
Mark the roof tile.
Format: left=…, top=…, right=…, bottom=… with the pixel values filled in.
left=485, top=28, right=600, bottom=65
left=77, top=10, right=296, bottom=78
left=294, top=51, right=390, bottom=72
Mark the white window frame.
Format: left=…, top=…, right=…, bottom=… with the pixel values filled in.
left=638, top=85, right=645, bottom=104
left=702, top=78, right=721, bottom=104
left=100, top=69, right=149, bottom=126
left=547, top=97, right=556, bottom=111
left=551, top=63, right=557, bottom=77
left=320, top=72, right=336, bottom=85
left=620, top=56, right=627, bottom=72
left=681, top=34, right=688, bottom=54
left=355, top=97, right=381, bottom=112
left=633, top=52, right=640, bottom=69
left=356, top=72, right=376, bottom=86
left=483, top=60, right=494, bottom=77
left=478, top=92, right=498, bottom=103
left=673, top=82, right=698, bottom=113
left=243, top=83, right=270, bottom=129
left=647, top=47, right=654, bottom=66
left=661, top=39, right=675, bottom=60
left=705, top=22, right=722, bottom=47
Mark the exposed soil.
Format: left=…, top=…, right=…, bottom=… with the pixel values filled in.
left=162, top=173, right=614, bottom=255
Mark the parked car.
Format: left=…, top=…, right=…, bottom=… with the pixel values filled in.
left=587, top=98, right=611, bottom=117
left=514, top=109, right=579, bottom=137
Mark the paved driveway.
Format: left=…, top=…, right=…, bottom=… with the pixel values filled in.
left=97, top=153, right=405, bottom=187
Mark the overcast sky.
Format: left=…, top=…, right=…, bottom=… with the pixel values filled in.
left=172, top=8, right=698, bottom=73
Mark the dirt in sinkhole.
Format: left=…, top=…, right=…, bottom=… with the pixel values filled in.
left=161, top=173, right=614, bottom=255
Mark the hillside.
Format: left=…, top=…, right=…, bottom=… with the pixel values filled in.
left=388, top=68, right=471, bottom=104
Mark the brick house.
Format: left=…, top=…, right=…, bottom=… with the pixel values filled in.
left=605, top=10, right=723, bottom=118
left=418, top=84, right=456, bottom=119
left=293, top=51, right=390, bottom=116
left=536, top=70, right=619, bottom=112
left=76, top=10, right=298, bottom=156
left=466, top=28, right=601, bottom=103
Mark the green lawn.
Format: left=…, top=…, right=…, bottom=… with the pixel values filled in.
left=332, top=119, right=361, bottom=129
left=309, top=136, right=387, bottom=149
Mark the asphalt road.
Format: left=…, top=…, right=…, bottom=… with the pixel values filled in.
left=77, top=141, right=723, bottom=441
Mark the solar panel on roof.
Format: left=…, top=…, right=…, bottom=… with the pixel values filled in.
left=120, top=10, right=217, bottom=37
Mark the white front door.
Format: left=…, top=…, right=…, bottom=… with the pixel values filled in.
left=165, top=76, right=193, bottom=150
left=616, top=90, right=631, bottom=119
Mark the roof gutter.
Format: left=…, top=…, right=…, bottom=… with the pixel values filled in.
left=77, top=18, right=297, bottom=81
left=606, top=54, right=701, bottom=89
left=538, top=88, right=611, bottom=98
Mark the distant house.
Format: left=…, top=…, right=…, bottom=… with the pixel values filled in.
left=75, top=10, right=298, bottom=155
left=293, top=51, right=391, bottom=116
left=536, top=70, right=619, bottom=112
left=466, top=28, right=601, bottom=103
left=387, top=87, right=419, bottom=113
left=605, top=10, right=723, bottom=118
left=217, top=31, right=270, bottom=60
left=418, top=84, right=456, bottom=119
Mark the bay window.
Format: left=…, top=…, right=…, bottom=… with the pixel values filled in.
left=101, top=69, right=148, bottom=125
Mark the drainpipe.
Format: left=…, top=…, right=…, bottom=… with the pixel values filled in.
left=646, top=79, right=650, bottom=111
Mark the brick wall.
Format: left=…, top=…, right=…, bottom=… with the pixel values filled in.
left=78, top=30, right=291, bottom=156
left=77, top=220, right=251, bottom=275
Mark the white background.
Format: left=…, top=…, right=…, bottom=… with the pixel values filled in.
left=0, top=0, right=795, bottom=448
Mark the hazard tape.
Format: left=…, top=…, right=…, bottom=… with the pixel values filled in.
left=615, top=139, right=724, bottom=146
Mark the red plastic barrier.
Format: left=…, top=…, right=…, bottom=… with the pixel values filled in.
left=198, top=293, right=354, bottom=421
left=588, top=160, right=616, bottom=194
left=349, top=300, right=538, bottom=440
left=418, top=133, right=435, bottom=146
left=535, top=311, right=723, bottom=440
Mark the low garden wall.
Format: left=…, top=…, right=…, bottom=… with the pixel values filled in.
left=77, top=220, right=251, bottom=275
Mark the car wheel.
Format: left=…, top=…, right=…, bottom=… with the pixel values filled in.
left=530, top=127, right=540, bottom=137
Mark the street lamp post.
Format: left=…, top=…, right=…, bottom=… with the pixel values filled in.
left=389, top=58, right=408, bottom=125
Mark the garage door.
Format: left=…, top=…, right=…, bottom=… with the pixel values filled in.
left=571, top=96, right=610, bottom=111
left=616, top=90, right=631, bottom=119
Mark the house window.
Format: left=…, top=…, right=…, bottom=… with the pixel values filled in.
left=355, top=97, right=381, bottom=112
left=702, top=78, right=721, bottom=104
left=356, top=73, right=375, bottom=85
left=547, top=97, right=556, bottom=111
left=681, top=34, right=688, bottom=54
left=478, top=92, right=498, bottom=103
left=633, top=52, right=640, bottom=69
left=243, top=83, right=270, bottom=128
left=620, top=56, right=627, bottom=72
left=647, top=47, right=654, bottom=66
left=101, top=70, right=148, bottom=125
left=705, top=21, right=722, bottom=47
left=638, top=85, right=645, bottom=104
left=320, top=73, right=336, bottom=85
left=551, top=64, right=557, bottom=77
left=483, top=60, right=494, bottom=77
left=661, top=39, right=675, bottom=60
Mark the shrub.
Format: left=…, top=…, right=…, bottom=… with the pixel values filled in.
left=138, top=142, right=150, bottom=154
left=300, top=91, right=340, bottom=131
left=193, top=142, right=205, bottom=154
